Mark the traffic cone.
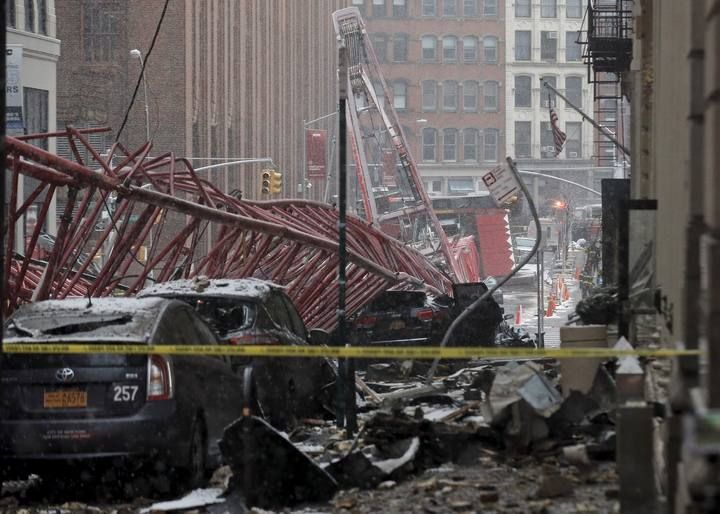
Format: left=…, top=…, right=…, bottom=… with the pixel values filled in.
left=562, top=280, right=571, bottom=301
left=514, top=304, right=523, bottom=325
left=546, top=294, right=556, bottom=317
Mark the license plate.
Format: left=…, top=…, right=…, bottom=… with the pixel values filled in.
left=389, top=320, right=406, bottom=330
left=44, top=390, right=88, bottom=409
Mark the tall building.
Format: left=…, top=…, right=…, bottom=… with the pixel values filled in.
left=360, top=0, right=506, bottom=197
left=6, top=0, right=61, bottom=237
left=55, top=0, right=348, bottom=204
left=504, top=0, right=612, bottom=216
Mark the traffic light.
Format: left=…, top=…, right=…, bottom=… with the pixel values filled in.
left=261, top=169, right=272, bottom=194
left=270, top=170, right=283, bottom=194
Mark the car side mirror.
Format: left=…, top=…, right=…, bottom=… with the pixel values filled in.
left=308, top=328, right=331, bottom=346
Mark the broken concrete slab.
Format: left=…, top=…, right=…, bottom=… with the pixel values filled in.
left=487, top=362, right=562, bottom=424
left=219, top=415, right=338, bottom=509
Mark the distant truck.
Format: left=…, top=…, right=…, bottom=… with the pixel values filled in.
left=526, top=217, right=560, bottom=251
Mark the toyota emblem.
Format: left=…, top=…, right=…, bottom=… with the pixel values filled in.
left=55, top=368, right=75, bottom=382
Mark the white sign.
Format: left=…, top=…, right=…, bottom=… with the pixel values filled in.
left=6, top=44, right=24, bottom=134
left=482, top=164, right=521, bottom=207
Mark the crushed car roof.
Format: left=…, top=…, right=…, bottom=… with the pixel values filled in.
left=4, top=297, right=171, bottom=341
left=138, top=277, right=282, bottom=300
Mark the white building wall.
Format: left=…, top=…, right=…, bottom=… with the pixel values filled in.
left=7, top=0, right=60, bottom=234
left=504, top=0, right=591, bottom=161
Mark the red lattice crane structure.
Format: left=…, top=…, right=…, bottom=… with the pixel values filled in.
left=3, top=128, right=453, bottom=330
left=332, top=7, right=470, bottom=283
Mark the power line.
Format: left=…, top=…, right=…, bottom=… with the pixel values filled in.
left=115, top=0, right=171, bottom=143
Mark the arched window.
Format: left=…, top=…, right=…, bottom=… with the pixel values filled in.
left=422, top=128, right=438, bottom=162
left=422, top=80, right=437, bottom=111
left=443, top=129, right=458, bottom=161
left=463, top=129, right=479, bottom=161
left=483, top=36, right=498, bottom=63
left=484, top=80, right=499, bottom=111
left=392, top=81, right=407, bottom=109
left=393, top=33, right=409, bottom=62
left=443, top=80, right=458, bottom=111
left=463, top=81, right=478, bottom=112
left=371, top=33, right=388, bottom=63
left=443, top=36, right=458, bottom=62
left=483, top=129, right=499, bottom=162
left=462, top=36, right=478, bottom=63
left=422, top=35, right=437, bottom=62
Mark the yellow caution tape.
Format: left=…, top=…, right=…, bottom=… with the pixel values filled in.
left=0, top=343, right=701, bottom=360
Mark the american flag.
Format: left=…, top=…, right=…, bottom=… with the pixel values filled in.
left=549, top=105, right=567, bottom=156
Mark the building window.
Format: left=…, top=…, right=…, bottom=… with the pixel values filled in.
left=484, top=0, right=498, bottom=16
left=6, top=0, right=16, bottom=27
left=429, top=180, right=442, bottom=193
left=541, top=0, right=557, bottom=17
left=443, top=129, right=458, bottom=161
left=566, top=0, right=582, bottom=18
left=25, top=0, right=34, bottom=31
left=24, top=87, right=49, bottom=149
left=392, top=81, right=407, bottom=109
left=541, top=31, right=558, bottom=61
left=515, top=31, right=531, bottom=61
left=423, top=128, right=438, bottom=162
left=392, top=0, right=407, bottom=17
left=393, top=34, right=408, bottom=62
left=463, top=36, right=478, bottom=62
left=540, top=121, right=555, bottom=158
left=541, top=75, right=557, bottom=106
left=443, top=80, right=458, bottom=111
left=372, top=0, right=386, bottom=17
left=483, top=129, right=499, bottom=162
left=463, top=0, right=477, bottom=16
left=514, top=75, right=532, bottom=107
left=483, top=36, right=498, bottom=63
left=372, top=80, right=385, bottom=108
left=463, top=81, right=478, bottom=112
left=566, top=31, right=581, bottom=61
left=422, top=0, right=436, bottom=16
left=484, top=81, right=499, bottom=111
left=443, top=36, right=458, bottom=62
left=422, top=35, right=437, bottom=61
left=449, top=178, right=474, bottom=194
left=352, top=0, right=365, bottom=15
left=565, top=122, right=582, bottom=158
left=422, top=80, right=437, bottom=111
left=38, top=0, right=47, bottom=34
left=515, top=122, right=532, bottom=158
left=83, top=1, right=120, bottom=62
left=515, top=0, right=530, bottom=17
left=371, top=33, right=387, bottom=63
left=565, top=76, right=582, bottom=107
left=463, top=129, right=479, bottom=161
left=443, top=0, right=458, bottom=16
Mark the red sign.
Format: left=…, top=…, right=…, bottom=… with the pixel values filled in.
left=305, top=129, right=327, bottom=179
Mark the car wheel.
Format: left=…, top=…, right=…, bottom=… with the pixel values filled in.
left=184, top=417, right=207, bottom=490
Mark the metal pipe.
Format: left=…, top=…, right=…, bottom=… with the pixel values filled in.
left=425, top=157, right=543, bottom=384
left=517, top=170, right=601, bottom=196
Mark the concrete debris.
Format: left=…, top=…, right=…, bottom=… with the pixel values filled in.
left=219, top=415, right=338, bottom=509
left=535, top=473, right=575, bottom=499
left=139, top=488, right=225, bottom=513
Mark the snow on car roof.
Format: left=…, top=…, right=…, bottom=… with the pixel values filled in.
left=138, top=277, right=282, bottom=300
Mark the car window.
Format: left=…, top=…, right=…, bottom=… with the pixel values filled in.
left=156, top=305, right=203, bottom=345
left=281, top=294, right=307, bottom=339
left=264, top=293, right=292, bottom=331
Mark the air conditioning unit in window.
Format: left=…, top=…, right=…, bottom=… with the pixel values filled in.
left=568, top=151, right=578, bottom=158
left=548, top=32, right=558, bottom=39
left=542, top=146, right=556, bottom=154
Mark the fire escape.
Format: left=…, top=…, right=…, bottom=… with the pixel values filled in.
left=581, top=0, right=634, bottom=166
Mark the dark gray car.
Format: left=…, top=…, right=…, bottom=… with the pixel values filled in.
left=0, top=297, right=245, bottom=487
left=138, top=277, right=332, bottom=429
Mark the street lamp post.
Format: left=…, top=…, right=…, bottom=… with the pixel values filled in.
left=130, top=49, right=150, bottom=142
